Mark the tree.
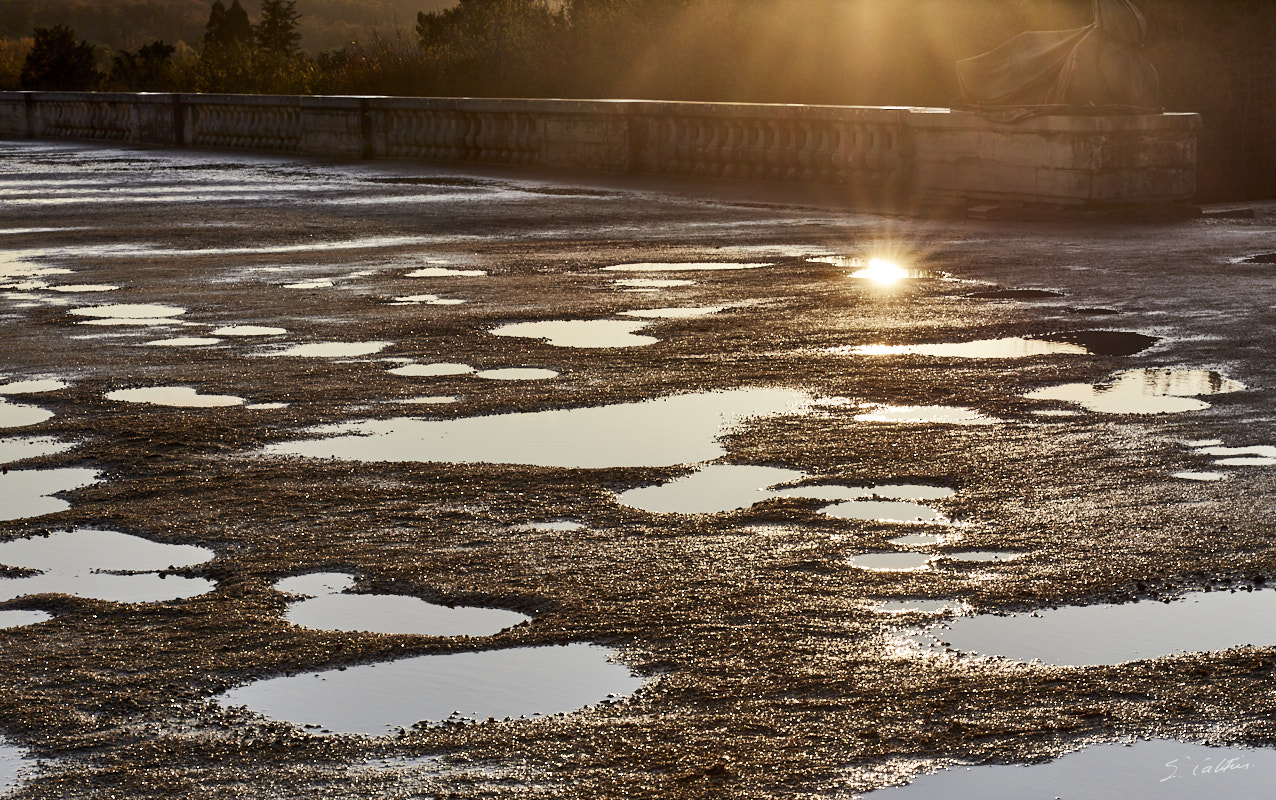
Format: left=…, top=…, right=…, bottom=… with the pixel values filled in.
left=108, top=40, right=176, bottom=90
left=256, top=0, right=301, bottom=56
left=19, top=24, right=101, bottom=90
left=205, top=0, right=254, bottom=51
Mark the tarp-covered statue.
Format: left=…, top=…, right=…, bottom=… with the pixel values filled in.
left=956, top=0, right=1159, bottom=114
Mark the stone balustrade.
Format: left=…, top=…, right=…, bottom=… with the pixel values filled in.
left=0, top=91, right=1201, bottom=211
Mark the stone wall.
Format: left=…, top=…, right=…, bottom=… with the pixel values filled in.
left=0, top=92, right=1200, bottom=211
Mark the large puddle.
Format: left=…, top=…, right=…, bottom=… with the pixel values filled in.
left=389, top=363, right=475, bottom=377
left=69, top=303, right=186, bottom=319
left=844, top=330, right=1159, bottom=359
left=211, top=325, right=287, bottom=336
left=0, top=467, right=100, bottom=521
left=0, top=736, right=35, bottom=794
left=853, top=405, right=997, bottom=425
left=216, top=643, right=643, bottom=735
left=908, top=588, right=1276, bottom=666
left=0, top=528, right=215, bottom=604
left=1026, top=369, right=1246, bottom=414
left=277, top=572, right=531, bottom=637
left=490, top=320, right=657, bottom=348
left=106, top=386, right=244, bottom=408
left=266, top=342, right=391, bottom=358
left=266, top=388, right=812, bottom=468
left=0, top=379, right=70, bottom=394
left=862, top=739, right=1276, bottom=799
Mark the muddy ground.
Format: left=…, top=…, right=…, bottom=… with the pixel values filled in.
left=0, top=139, right=1274, bottom=798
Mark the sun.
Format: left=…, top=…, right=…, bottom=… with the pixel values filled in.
left=851, top=257, right=909, bottom=285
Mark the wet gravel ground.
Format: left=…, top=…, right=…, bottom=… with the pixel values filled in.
left=1, top=138, right=1275, bottom=798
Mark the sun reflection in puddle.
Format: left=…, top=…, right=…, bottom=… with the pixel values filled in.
left=1026, top=369, right=1246, bottom=414
left=0, top=467, right=100, bottom=521
left=277, top=572, right=531, bottom=637
left=107, top=386, right=243, bottom=407
left=0, top=528, right=215, bottom=603
left=215, top=643, right=643, bottom=735
left=908, top=588, right=1276, bottom=666
left=853, top=405, right=997, bottom=425
left=490, top=319, right=657, bottom=348
left=266, top=388, right=812, bottom=468
left=862, top=740, right=1276, bottom=799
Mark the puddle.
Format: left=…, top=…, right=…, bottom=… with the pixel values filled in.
left=908, top=588, right=1276, bottom=666
left=888, top=534, right=946, bottom=546
left=0, top=379, right=69, bottom=394
left=0, top=401, right=53, bottom=428
left=821, top=500, right=949, bottom=524
left=407, top=267, right=487, bottom=277
left=0, top=528, right=215, bottom=603
left=215, top=643, right=643, bottom=735
left=1192, top=445, right=1276, bottom=467
left=397, top=396, right=458, bottom=405
left=474, top=368, right=558, bottom=381
left=602, top=262, right=769, bottom=272
left=106, top=386, right=243, bottom=407
left=0, top=609, right=52, bottom=628
left=267, top=342, right=391, bottom=358
left=211, top=325, right=287, bottom=336
left=873, top=599, right=969, bottom=614
left=0, top=736, right=35, bottom=793
left=46, top=284, right=118, bottom=292
left=848, top=553, right=935, bottom=572
left=1039, top=330, right=1159, bottom=357
left=617, top=464, right=806, bottom=514
left=862, top=739, right=1276, bottom=799
left=144, top=337, right=221, bottom=347
left=490, top=320, right=657, bottom=348
left=964, top=288, right=1064, bottom=299
left=1173, top=471, right=1227, bottom=481
left=0, top=436, right=75, bottom=464
left=267, top=388, right=812, bottom=468
left=1026, top=369, right=1246, bottom=415
left=853, top=405, right=996, bottom=425
left=846, top=332, right=1157, bottom=359
left=941, top=550, right=1019, bottom=563
left=277, top=572, right=530, bottom=637
left=77, top=317, right=181, bottom=327
left=620, top=306, right=725, bottom=319
left=392, top=294, right=466, bottom=305
left=246, top=402, right=290, bottom=410
left=284, top=279, right=334, bottom=289
left=0, top=467, right=100, bottom=520
left=612, top=279, right=696, bottom=288
left=518, top=520, right=586, bottom=531
left=69, top=303, right=186, bottom=319
left=389, top=363, right=475, bottom=377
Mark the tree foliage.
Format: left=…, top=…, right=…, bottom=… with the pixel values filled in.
left=204, top=0, right=253, bottom=50
left=19, top=24, right=101, bottom=90
left=256, top=0, right=301, bottom=56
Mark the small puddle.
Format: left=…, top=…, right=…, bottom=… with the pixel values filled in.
left=0, top=467, right=100, bottom=521
left=407, top=267, right=487, bottom=277
left=940, top=550, right=1019, bottom=563
left=397, top=396, right=458, bottom=405
left=0, top=528, right=215, bottom=603
left=277, top=572, right=530, bottom=637
left=1192, top=444, right=1276, bottom=467
left=863, top=739, right=1276, bottom=799
left=490, top=320, right=657, bottom=348
left=0, top=736, right=35, bottom=793
left=602, top=262, right=769, bottom=272
left=267, top=388, right=812, bottom=468
left=76, top=317, right=181, bottom=327
left=0, top=379, right=70, bottom=394
left=0, top=609, right=52, bottom=629
left=1026, top=369, right=1246, bottom=415
left=847, top=333, right=1156, bottom=359
left=853, top=405, right=997, bottom=425
left=888, top=534, right=946, bottom=546
left=617, top=464, right=805, bottom=514
left=475, top=368, right=558, bottom=381
left=620, top=306, right=725, bottom=319
left=267, top=342, right=391, bottom=358
left=965, top=288, right=1064, bottom=299
left=144, top=337, right=221, bottom=347
left=517, top=520, right=585, bottom=531
left=46, top=284, right=118, bottom=293
left=215, top=643, right=643, bottom=735
left=69, top=303, right=186, bottom=319
left=246, top=402, right=290, bottom=410
left=389, top=363, right=475, bottom=377
left=1173, top=471, right=1227, bottom=481
left=0, top=401, right=55, bottom=428
left=612, top=279, right=696, bottom=288
left=0, top=436, right=75, bottom=464
left=392, top=295, right=466, bottom=305
left=283, top=279, right=334, bottom=289
left=909, top=588, right=1276, bottom=666
left=873, top=599, right=969, bottom=615
left=821, top=500, right=949, bottom=524
left=106, top=386, right=243, bottom=407
left=211, top=325, right=287, bottom=336
left=849, top=553, right=935, bottom=572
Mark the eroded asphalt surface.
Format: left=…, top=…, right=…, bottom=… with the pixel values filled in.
left=0, top=139, right=1274, bottom=798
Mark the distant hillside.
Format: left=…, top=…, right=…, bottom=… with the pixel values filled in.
left=0, top=0, right=452, bottom=52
